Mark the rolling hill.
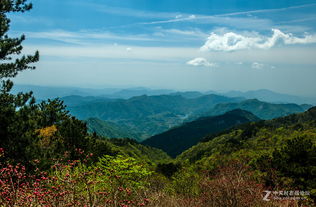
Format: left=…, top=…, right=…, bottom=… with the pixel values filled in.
left=142, top=109, right=260, bottom=157
left=203, top=99, right=311, bottom=120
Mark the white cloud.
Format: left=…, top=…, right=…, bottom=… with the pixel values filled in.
left=201, top=29, right=316, bottom=52
left=187, top=58, right=217, bottom=67
left=126, top=47, right=132, bottom=52
left=162, top=29, right=207, bottom=38
left=251, top=62, right=264, bottom=69
left=25, top=30, right=156, bottom=45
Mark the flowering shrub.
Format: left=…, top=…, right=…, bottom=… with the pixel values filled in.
left=0, top=150, right=151, bottom=206
left=0, top=162, right=52, bottom=206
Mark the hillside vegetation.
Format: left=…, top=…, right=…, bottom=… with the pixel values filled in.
left=177, top=107, right=316, bottom=202
left=202, top=98, right=310, bottom=120
left=143, top=109, right=260, bottom=157
left=85, top=118, right=143, bottom=141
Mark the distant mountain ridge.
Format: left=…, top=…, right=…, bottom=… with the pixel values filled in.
left=220, top=89, right=316, bottom=105
left=142, top=109, right=260, bottom=157
left=13, top=85, right=316, bottom=105
left=12, top=85, right=175, bottom=100
left=202, top=99, right=311, bottom=120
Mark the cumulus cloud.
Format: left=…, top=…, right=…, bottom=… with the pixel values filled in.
left=187, top=57, right=217, bottom=67
left=251, top=62, right=264, bottom=69
left=201, top=29, right=316, bottom=52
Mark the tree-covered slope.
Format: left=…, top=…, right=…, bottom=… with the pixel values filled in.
left=177, top=107, right=316, bottom=197
left=178, top=106, right=316, bottom=163
left=143, top=109, right=260, bottom=157
left=108, top=138, right=171, bottom=164
left=85, top=118, right=142, bottom=141
left=204, top=99, right=309, bottom=120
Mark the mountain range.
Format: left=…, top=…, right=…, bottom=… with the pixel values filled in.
left=66, top=94, right=243, bottom=140
left=14, top=85, right=314, bottom=142
left=65, top=94, right=311, bottom=141
left=13, top=84, right=316, bottom=105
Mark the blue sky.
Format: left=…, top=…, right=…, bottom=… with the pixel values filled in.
left=9, top=0, right=316, bottom=96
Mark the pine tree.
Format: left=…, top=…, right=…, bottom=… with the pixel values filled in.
left=0, top=0, right=39, bottom=78
left=0, top=0, right=39, bottom=164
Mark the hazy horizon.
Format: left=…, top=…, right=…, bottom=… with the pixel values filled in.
left=8, top=0, right=316, bottom=97
left=13, top=83, right=316, bottom=99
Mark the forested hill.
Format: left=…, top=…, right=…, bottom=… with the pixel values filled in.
left=174, top=107, right=316, bottom=202
left=178, top=106, right=316, bottom=163
left=67, top=94, right=244, bottom=120
left=201, top=99, right=311, bottom=120
left=143, top=109, right=260, bottom=157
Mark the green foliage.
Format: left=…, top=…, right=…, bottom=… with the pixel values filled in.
left=167, top=164, right=200, bottom=196
left=97, top=155, right=153, bottom=189
left=255, top=136, right=316, bottom=195
left=110, top=138, right=171, bottom=163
